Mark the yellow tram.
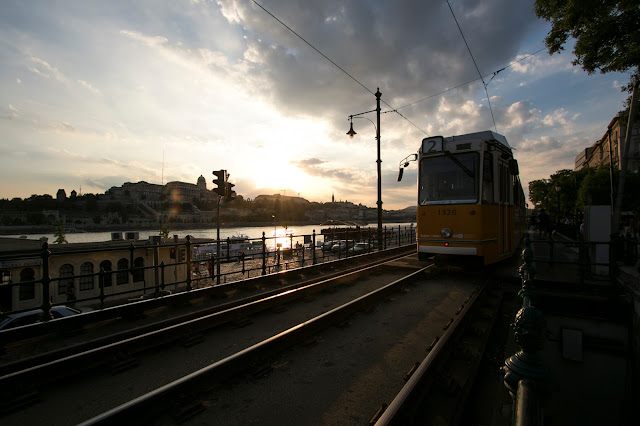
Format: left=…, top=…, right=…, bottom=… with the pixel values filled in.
left=415, top=131, right=526, bottom=265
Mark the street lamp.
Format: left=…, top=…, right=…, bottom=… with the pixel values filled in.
left=555, top=184, right=561, bottom=225
left=347, top=88, right=383, bottom=251
left=272, top=215, right=277, bottom=252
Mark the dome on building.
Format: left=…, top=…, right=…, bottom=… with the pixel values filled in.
left=197, top=175, right=207, bottom=190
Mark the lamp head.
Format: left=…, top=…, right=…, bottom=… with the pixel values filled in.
left=347, top=121, right=357, bottom=139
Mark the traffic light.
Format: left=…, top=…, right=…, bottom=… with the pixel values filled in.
left=225, top=181, right=236, bottom=201
left=212, top=169, right=225, bottom=197
left=170, top=247, right=176, bottom=259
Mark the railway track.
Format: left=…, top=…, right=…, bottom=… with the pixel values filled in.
left=0, top=246, right=414, bottom=367
left=1, top=249, right=507, bottom=425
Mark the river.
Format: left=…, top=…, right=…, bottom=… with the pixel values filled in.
left=4, top=222, right=415, bottom=245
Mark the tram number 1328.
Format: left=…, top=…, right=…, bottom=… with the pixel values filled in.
left=437, top=208, right=457, bottom=216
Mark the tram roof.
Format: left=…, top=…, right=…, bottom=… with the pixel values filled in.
left=446, top=131, right=510, bottom=149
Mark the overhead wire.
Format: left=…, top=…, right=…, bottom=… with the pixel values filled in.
left=252, top=1, right=429, bottom=132
left=252, top=0, right=545, bottom=137
left=395, top=48, right=546, bottom=111
left=250, top=0, right=375, bottom=98
left=445, top=0, right=497, bottom=132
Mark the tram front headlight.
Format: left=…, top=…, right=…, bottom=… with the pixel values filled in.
left=441, top=228, right=452, bottom=238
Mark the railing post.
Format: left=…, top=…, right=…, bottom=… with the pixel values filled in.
left=503, top=234, right=547, bottom=424
left=312, top=230, right=317, bottom=265
left=384, top=225, right=387, bottom=249
left=153, top=239, right=160, bottom=292
left=98, top=267, right=106, bottom=308
left=398, top=225, right=401, bottom=246
left=185, top=235, right=192, bottom=291
left=40, top=242, right=51, bottom=317
left=261, top=232, right=267, bottom=275
left=128, top=243, right=135, bottom=281
left=160, top=261, right=166, bottom=291
left=609, top=233, right=624, bottom=283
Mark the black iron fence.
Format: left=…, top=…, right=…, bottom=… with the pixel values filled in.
left=0, top=225, right=415, bottom=317
left=527, top=231, right=638, bottom=284
left=503, top=230, right=638, bottom=425
left=503, top=234, right=547, bottom=426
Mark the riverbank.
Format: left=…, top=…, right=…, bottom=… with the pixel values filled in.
left=0, top=220, right=325, bottom=236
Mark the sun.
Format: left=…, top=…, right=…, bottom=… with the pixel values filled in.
left=253, top=161, right=307, bottom=193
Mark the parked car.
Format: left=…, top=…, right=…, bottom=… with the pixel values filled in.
left=349, top=242, right=372, bottom=254
left=330, top=240, right=348, bottom=252
left=0, top=306, right=82, bottom=330
left=321, top=241, right=337, bottom=251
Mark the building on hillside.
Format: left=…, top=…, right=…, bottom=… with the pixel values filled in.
left=575, top=112, right=640, bottom=172
left=254, top=194, right=310, bottom=205
left=106, top=176, right=217, bottom=207
left=56, top=189, right=66, bottom=202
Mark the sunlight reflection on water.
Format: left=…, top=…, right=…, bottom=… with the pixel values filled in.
left=6, top=223, right=414, bottom=246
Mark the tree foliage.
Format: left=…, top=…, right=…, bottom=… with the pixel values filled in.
left=535, top=0, right=639, bottom=84
left=530, top=166, right=640, bottom=220
left=53, top=221, right=68, bottom=244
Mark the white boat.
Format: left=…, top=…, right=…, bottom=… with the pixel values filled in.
left=193, top=234, right=262, bottom=261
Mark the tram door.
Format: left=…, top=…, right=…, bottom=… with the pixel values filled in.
left=498, top=160, right=511, bottom=256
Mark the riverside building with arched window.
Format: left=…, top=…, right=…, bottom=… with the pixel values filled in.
left=0, top=235, right=187, bottom=313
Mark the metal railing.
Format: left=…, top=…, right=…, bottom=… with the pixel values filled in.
left=0, top=225, right=415, bottom=317
left=503, top=234, right=547, bottom=426
left=526, top=230, right=638, bottom=284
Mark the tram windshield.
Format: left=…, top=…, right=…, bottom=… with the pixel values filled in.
left=419, top=152, right=478, bottom=205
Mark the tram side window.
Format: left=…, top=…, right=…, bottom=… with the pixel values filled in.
left=482, top=154, right=494, bottom=204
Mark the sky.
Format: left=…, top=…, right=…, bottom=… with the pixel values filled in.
left=0, top=0, right=634, bottom=210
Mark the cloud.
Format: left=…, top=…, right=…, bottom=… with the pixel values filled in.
left=518, top=135, right=564, bottom=152
left=78, top=80, right=101, bottom=95
left=291, top=158, right=327, bottom=167
left=0, top=0, right=631, bottom=209
left=120, top=30, right=169, bottom=47
left=541, top=108, right=571, bottom=127
left=28, top=56, right=68, bottom=82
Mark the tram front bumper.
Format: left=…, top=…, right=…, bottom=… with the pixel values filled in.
left=418, top=244, right=478, bottom=256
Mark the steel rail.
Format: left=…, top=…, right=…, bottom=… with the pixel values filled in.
left=77, top=264, right=434, bottom=425
left=0, top=245, right=414, bottom=346
left=0, top=251, right=423, bottom=397
left=0, top=247, right=414, bottom=375
left=374, top=281, right=486, bottom=425
left=1, top=247, right=414, bottom=374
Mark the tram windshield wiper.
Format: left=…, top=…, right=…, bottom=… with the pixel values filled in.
left=443, top=151, right=473, bottom=178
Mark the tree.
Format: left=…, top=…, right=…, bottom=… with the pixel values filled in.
left=159, top=225, right=170, bottom=240
left=535, top=0, right=639, bottom=84
left=577, top=167, right=612, bottom=208
left=528, top=178, right=552, bottom=211
left=53, top=221, right=68, bottom=244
